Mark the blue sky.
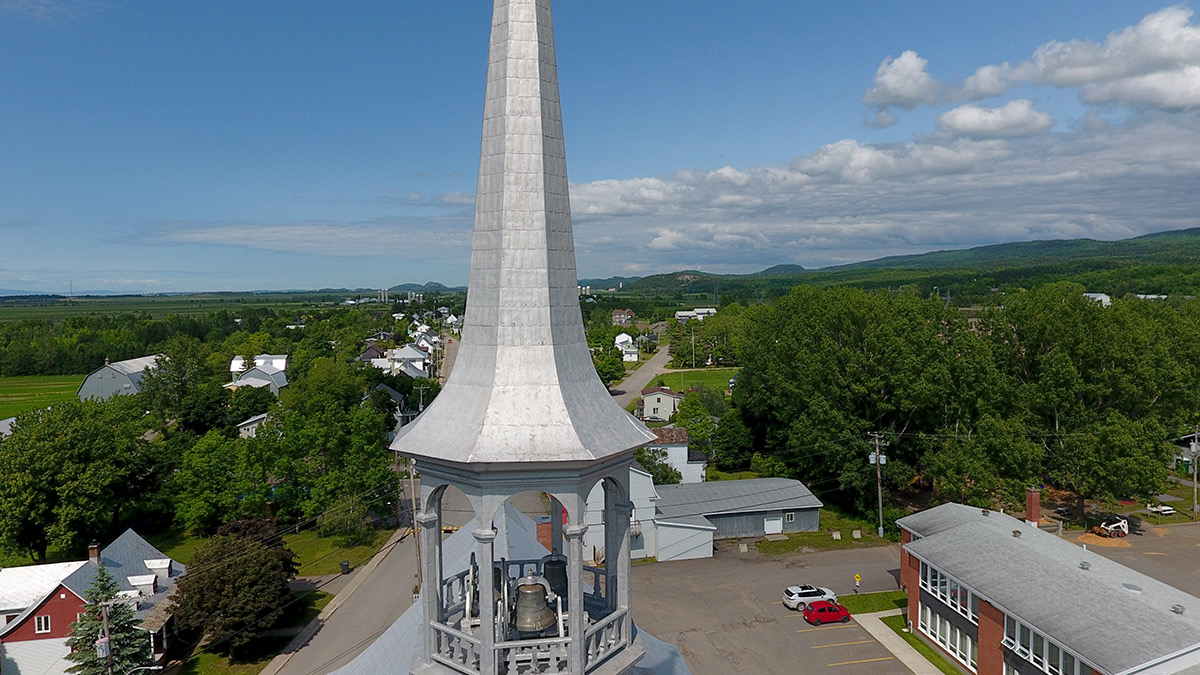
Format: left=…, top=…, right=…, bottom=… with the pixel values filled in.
left=2, top=1, right=1199, bottom=293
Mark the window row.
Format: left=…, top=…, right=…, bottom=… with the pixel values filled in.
left=919, top=560, right=979, bottom=623
left=1004, top=615, right=1091, bottom=675
left=919, top=603, right=977, bottom=672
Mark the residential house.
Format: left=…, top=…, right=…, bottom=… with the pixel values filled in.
left=673, top=308, right=717, bottom=323
left=614, top=333, right=639, bottom=362
left=1083, top=292, right=1112, bottom=307
left=0, top=530, right=185, bottom=675
left=0, top=417, right=14, bottom=438
left=646, top=427, right=706, bottom=484
left=224, top=364, right=288, bottom=395
left=898, top=496, right=1200, bottom=675
left=237, top=412, right=269, bottom=438
left=357, top=344, right=388, bottom=363
left=77, top=355, right=160, bottom=402
left=229, top=354, right=289, bottom=377
left=637, top=386, right=684, bottom=422
left=611, top=309, right=635, bottom=326
left=368, top=344, right=430, bottom=379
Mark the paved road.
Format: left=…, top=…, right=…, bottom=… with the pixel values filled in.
left=1070, top=520, right=1200, bottom=594
left=610, top=346, right=673, bottom=409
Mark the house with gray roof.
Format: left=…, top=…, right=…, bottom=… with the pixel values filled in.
left=223, top=363, right=288, bottom=395
left=77, top=355, right=160, bottom=401
left=0, top=529, right=185, bottom=675
left=898, top=500, right=1200, bottom=675
left=0, top=417, right=14, bottom=438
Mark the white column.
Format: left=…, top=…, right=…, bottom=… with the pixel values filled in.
left=417, top=509, right=442, bottom=665
left=475, top=527, right=497, bottom=675
left=550, top=496, right=564, bottom=555
left=565, top=523, right=588, bottom=671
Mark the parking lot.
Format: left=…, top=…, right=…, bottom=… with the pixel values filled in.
left=631, top=545, right=910, bottom=675
left=1071, top=520, right=1200, bottom=593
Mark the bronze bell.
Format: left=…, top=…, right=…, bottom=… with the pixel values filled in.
left=513, top=581, right=557, bottom=633
left=541, top=553, right=568, bottom=600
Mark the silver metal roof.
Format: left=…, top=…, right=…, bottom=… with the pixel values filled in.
left=900, top=504, right=1200, bottom=674
left=390, top=0, right=654, bottom=467
left=654, top=478, right=823, bottom=521
left=107, top=355, right=160, bottom=376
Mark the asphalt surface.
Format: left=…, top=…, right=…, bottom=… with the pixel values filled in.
left=1070, top=520, right=1200, bottom=593
left=610, top=346, right=673, bottom=409
left=631, top=544, right=909, bottom=675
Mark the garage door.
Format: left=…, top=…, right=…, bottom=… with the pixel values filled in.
left=764, top=517, right=783, bottom=535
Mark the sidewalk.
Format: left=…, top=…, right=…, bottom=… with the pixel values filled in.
left=856, top=608, right=943, bottom=675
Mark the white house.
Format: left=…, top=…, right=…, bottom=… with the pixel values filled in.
left=647, top=427, right=706, bottom=484
left=638, top=386, right=684, bottom=422
left=230, top=354, right=289, bottom=378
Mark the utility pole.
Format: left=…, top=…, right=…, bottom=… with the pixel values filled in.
left=100, top=601, right=114, bottom=675
left=1192, top=425, right=1199, bottom=522
left=868, top=433, right=889, bottom=538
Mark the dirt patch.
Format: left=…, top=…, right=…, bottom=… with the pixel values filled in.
left=1078, top=533, right=1132, bottom=548
left=1152, top=527, right=1169, bottom=537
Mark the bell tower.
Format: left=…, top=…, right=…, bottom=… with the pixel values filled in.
left=392, top=1, right=656, bottom=673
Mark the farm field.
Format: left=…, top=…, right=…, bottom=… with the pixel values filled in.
left=0, top=375, right=83, bottom=419
left=0, top=291, right=357, bottom=322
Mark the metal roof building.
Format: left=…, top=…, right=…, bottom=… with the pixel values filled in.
left=898, top=502, right=1200, bottom=675
left=76, top=355, right=159, bottom=401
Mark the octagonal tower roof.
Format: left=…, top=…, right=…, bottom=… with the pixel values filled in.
left=390, top=0, right=655, bottom=467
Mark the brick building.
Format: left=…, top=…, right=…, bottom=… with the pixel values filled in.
left=898, top=501, right=1200, bottom=675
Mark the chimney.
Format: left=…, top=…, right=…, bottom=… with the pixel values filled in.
left=88, top=541, right=100, bottom=562
left=1026, top=488, right=1041, bottom=526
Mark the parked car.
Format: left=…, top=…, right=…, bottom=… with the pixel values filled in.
left=1054, top=506, right=1072, bottom=516
left=782, top=584, right=837, bottom=611
left=803, top=600, right=852, bottom=626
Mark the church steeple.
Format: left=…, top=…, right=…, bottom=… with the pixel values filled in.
left=391, top=0, right=654, bottom=466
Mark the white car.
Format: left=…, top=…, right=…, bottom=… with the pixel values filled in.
left=783, top=584, right=837, bottom=611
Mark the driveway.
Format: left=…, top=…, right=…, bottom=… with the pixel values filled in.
left=631, top=544, right=908, bottom=675
left=610, top=346, right=673, bottom=409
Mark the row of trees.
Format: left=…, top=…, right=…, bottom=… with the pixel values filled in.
left=710, top=283, right=1194, bottom=518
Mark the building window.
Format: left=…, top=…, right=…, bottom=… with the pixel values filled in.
left=918, top=601, right=977, bottom=673
left=785, top=512, right=795, bottom=523
left=917, top=559, right=978, bottom=625
left=35, top=615, right=51, bottom=633
left=1004, top=613, right=1089, bottom=675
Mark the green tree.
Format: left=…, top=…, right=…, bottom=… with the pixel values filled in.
left=172, top=534, right=293, bottom=658
left=592, top=347, right=626, bottom=386
left=317, top=495, right=374, bottom=547
left=65, top=563, right=153, bottom=675
left=1047, top=414, right=1172, bottom=515
left=711, top=409, right=754, bottom=470
left=675, top=391, right=716, bottom=451
left=634, top=447, right=681, bottom=485
left=139, top=335, right=215, bottom=424
left=0, top=398, right=156, bottom=561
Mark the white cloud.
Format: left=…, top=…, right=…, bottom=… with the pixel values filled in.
left=936, top=100, right=1055, bottom=138
left=566, top=117, right=1200, bottom=275
left=983, top=6, right=1200, bottom=111
left=863, top=50, right=943, bottom=108
left=963, top=64, right=1011, bottom=98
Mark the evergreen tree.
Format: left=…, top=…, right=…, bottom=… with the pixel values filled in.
left=65, top=562, right=153, bottom=675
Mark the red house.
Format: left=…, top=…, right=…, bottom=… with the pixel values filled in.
left=0, top=530, right=184, bottom=675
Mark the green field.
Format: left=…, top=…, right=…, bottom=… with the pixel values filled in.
left=0, top=375, right=83, bottom=419
left=649, top=367, right=739, bottom=393
left=0, top=292, right=361, bottom=322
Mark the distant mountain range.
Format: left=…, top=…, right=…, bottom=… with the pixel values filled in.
left=6, top=228, right=1200, bottom=299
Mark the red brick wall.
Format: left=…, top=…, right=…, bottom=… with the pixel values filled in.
left=2, top=584, right=85, bottom=642
left=900, top=529, right=918, bottom=620
left=977, top=598, right=1006, bottom=675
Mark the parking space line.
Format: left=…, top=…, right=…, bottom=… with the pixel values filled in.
left=812, top=640, right=873, bottom=649
left=797, top=624, right=858, bottom=633
left=828, top=656, right=895, bottom=667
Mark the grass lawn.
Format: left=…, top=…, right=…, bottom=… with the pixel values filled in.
left=839, top=590, right=907, bottom=615
left=286, top=527, right=394, bottom=576
left=0, top=545, right=72, bottom=568
left=881, top=614, right=962, bottom=675
left=0, top=375, right=83, bottom=419
left=706, top=467, right=762, bottom=481
left=146, top=529, right=211, bottom=566
left=757, top=509, right=890, bottom=555
left=647, top=367, right=739, bottom=393
left=178, top=636, right=292, bottom=675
